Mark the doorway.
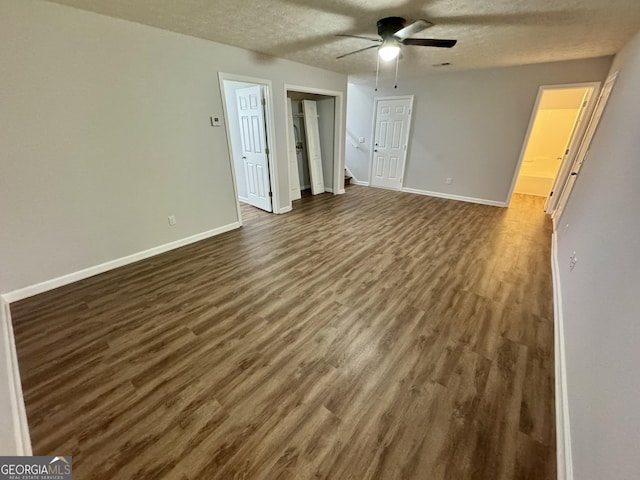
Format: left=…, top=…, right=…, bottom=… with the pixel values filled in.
left=286, top=92, right=335, bottom=199
left=284, top=85, right=345, bottom=207
left=369, top=96, right=414, bottom=191
left=508, top=83, right=600, bottom=215
left=219, top=73, right=279, bottom=221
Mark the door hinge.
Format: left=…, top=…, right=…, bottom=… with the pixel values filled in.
left=261, top=97, right=266, bottom=106
left=403, top=145, right=407, bottom=151
left=265, top=147, right=270, bottom=155
left=582, top=100, right=588, bottom=107
left=269, top=191, right=273, bottom=197
left=408, top=108, right=412, bottom=115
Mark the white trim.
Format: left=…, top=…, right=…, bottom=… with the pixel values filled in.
left=345, top=166, right=370, bottom=186
left=324, top=187, right=334, bottom=193
left=1, top=298, right=32, bottom=455
left=238, top=196, right=249, bottom=203
left=217, top=75, right=244, bottom=225
left=369, top=95, right=415, bottom=191
left=277, top=206, right=292, bottom=214
left=219, top=73, right=280, bottom=215
left=552, top=232, right=573, bottom=480
left=337, top=188, right=346, bottom=195
left=544, top=84, right=600, bottom=214
left=401, top=187, right=507, bottom=207
left=552, top=72, right=618, bottom=224
left=506, top=82, right=601, bottom=207
left=1, top=222, right=240, bottom=303
left=352, top=179, right=370, bottom=186
left=284, top=84, right=346, bottom=205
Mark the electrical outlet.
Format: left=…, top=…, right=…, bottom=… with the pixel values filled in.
left=569, top=251, right=577, bottom=271
left=445, top=178, right=453, bottom=185
left=168, top=215, right=177, bottom=226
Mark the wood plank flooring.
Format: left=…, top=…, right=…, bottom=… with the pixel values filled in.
left=10, top=186, right=555, bottom=479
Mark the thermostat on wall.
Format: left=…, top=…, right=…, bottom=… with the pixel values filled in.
left=210, top=116, right=222, bottom=127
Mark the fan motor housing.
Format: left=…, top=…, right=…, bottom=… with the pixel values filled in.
left=377, top=17, right=406, bottom=38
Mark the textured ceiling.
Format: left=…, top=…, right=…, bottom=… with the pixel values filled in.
left=45, top=0, right=640, bottom=78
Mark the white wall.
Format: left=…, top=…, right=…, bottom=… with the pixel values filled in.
left=0, top=0, right=347, bottom=296
left=222, top=80, right=256, bottom=201
left=345, top=85, right=373, bottom=183
left=345, top=57, right=612, bottom=202
left=556, top=30, right=640, bottom=480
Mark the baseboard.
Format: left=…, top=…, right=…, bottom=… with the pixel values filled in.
left=401, top=187, right=507, bottom=207
left=0, top=298, right=32, bottom=455
left=345, top=166, right=355, bottom=178
left=344, top=166, right=369, bottom=186
left=351, top=179, right=370, bottom=186
left=325, top=187, right=334, bottom=193
left=1, top=222, right=240, bottom=303
left=278, top=206, right=292, bottom=214
left=238, top=196, right=249, bottom=203
left=552, top=232, right=573, bottom=480
left=337, top=188, right=346, bottom=195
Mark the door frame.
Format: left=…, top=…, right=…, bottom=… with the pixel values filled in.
left=505, top=82, right=601, bottom=208
left=284, top=84, right=346, bottom=207
left=219, top=72, right=280, bottom=224
left=543, top=87, right=593, bottom=213
left=552, top=72, right=618, bottom=227
left=368, top=95, right=415, bottom=191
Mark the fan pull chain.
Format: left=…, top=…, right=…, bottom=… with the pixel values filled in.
left=394, top=55, right=399, bottom=89
left=375, top=54, right=380, bottom=92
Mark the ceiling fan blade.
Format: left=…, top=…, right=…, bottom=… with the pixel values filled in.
left=336, top=45, right=379, bottom=59
left=393, top=19, right=433, bottom=40
left=335, top=34, right=382, bottom=42
left=402, top=38, right=457, bottom=48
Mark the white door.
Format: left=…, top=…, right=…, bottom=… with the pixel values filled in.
left=236, top=85, right=272, bottom=212
left=544, top=89, right=593, bottom=213
left=371, top=97, right=413, bottom=190
left=287, top=98, right=302, bottom=201
left=302, top=100, right=325, bottom=195
left=553, top=73, right=618, bottom=222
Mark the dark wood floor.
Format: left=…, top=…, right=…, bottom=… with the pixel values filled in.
left=11, top=186, right=555, bottom=480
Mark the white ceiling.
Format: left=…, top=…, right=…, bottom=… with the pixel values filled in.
left=45, top=0, right=640, bottom=77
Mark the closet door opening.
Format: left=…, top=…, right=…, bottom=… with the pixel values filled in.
left=284, top=86, right=345, bottom=208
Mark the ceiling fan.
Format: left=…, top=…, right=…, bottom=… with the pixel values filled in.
left=336, top=17, right=457, bottom=61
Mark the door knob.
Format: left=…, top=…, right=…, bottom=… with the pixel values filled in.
left=374, top=149, right=378, bottom=152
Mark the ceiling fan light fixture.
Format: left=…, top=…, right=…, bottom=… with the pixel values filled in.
left=378, top=41, right=400, bottom=61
